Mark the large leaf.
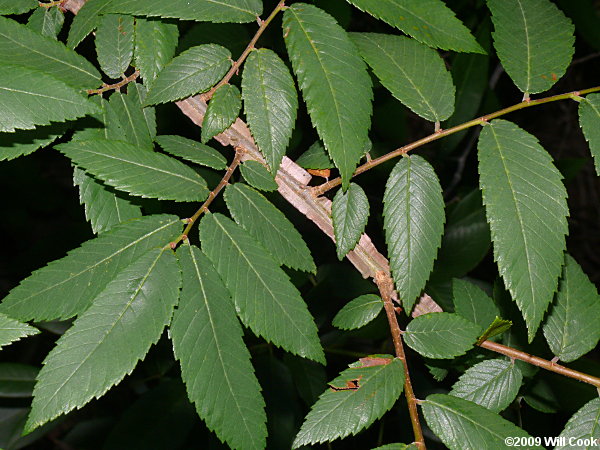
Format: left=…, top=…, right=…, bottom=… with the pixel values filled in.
left=423, top=394, right=544, bottom=450
left=155, top=135, right=226, bottom=170
left=201, top=84, right=241, bottom=143
left=556, top=398, right=600, bottom=450
left=0, top=16, right=101, bottom=89
left=108, top=84, right=156, bottom=150
left=332, top=294, right=383, bottom=330
left=345, top=0, right=484, bottom=54
left=0, top=215, right=181, bottom=321
left=27, top=6, right=64, bottom=39
left=145, top=44, right=231, bottom=105
left=0, top=124, right=64, bottom=161
left=487, top=0, right=575, bottom=95
left=352, top=33, right=455, bottom=122
left=332, top=182, right=369, bottom=260
left=293, top=357, right=404, bottom=447
left=283, top=3, right=372, bottom=187
left=543, top=255, right=600, bottom=363
left=67, top=0, right=114, bottom=49
left=134, top=18, right=179, bottom=87
left=478, top=120, right=568, bottom=341
left=172, top=245, right=266, bottom=450
left=199, top=213, right=324, bottom=363
left=579, top=93, right=600, bottom=176
left=25, top=248, right=181, bottom=432
left=224, top=183, right=315, bottom=272
left=452, top=278, right=500, bottom=332
left=73, top=166, right=142, bottom=234
left=242, top=48, right=298, bottom=174
left=107, top=0, right=262, bottom=23
left=0, top=313, right=38, bottom=350
left=403, top=312, right=480, bottom=359
left=0, top=0, right=37, bottom=15
left=450, top=359, right=522, bottom=413
left=56, top=139, right=209, bottom=202
left=0, top=65, right=99, bottom=133
left=383, top=155, right=445, bottom=311
left=95, top=14, right=134, bottom=79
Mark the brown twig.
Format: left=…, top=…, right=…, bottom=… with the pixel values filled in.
left=39, top=0, right=64, bottom=8
left=86, top=70, right=140, bottom=95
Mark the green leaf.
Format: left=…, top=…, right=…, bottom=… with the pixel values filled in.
left=423, top=394, right=544, bottom=450
left=0, top=214, right=181, bottom=321
left=73, top=166, right=142, bottom=234
left=478, top=120, right=568, bottom=341
left=107, top=84, right=156, bottom=150
left=556, top=398, right=600, bottom=450
left=332, top=294, right=383, bottom=330
left=25, top=248, right=181, bottom=432
left=0, top=16, right=101, bottom=89
left=352, top=33, right=455, bottom=122
left=27, top=6, right=64, bottom=38
left=293, top=357, right=404, bottom=447
left=284, top=355, right=327, bottom=406
left=487, top=0, right=575, bottom=95
left=145, top=44, right=231, bottom=105
left=155, top=135, right=226, bottom=170
left=224, top=183, right=316, bottom=272
left=450, top=359, right=522, bottom=412
left=0, top=124, right=64, bottom=161
left=0, top=65, right=99, bottom=133
left=579, top=93, right=600, bottom=177
left=172, top=245, right=266, bottom=450
left=543, top=255, right=600, bottom=363
left=346, top=0, right=484, bottom=54
left=67, top=0, right=113, bottom=49
left=95, top=14, right=134, bottom=79
left=56, top=139, right=209, bottom=202
left=0, top=363, right=38, bottom=398
left=242, top=48, right=298, bottom=174
left=199, top=213, right=324, bottom=363
left=0, top=313, right=38, bottom=350
left=0, top=0, right=37, bottom=15
left=296, top=141, right=334, bottom=170
left=478, top=317, right=512, bottom=343
left=107, top=0, right=262, bottom=23
left=240, top=160, right=278, bottom=191
left=283, top=3, right=372, bottom=187
left=383, top=155, right=445, bottom=311
left=403, top=312, right=480, bottom=359
left=452, top=278, right=499, bottom=332
left=201, top=84, right=241, bottom=143
left=332, top=182, right=369, bottom=260
left=134, top=18, right=178, bottom=87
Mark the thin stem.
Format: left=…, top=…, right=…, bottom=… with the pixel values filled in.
left=204, top=1, right=286, bottom=100
left=86, top=70, right=140, bottom=95
left=479, top=340, right=600, bottom=388
left=375, top=271, right=426, bottom=450
left=312, top=86, right=600, bottom=196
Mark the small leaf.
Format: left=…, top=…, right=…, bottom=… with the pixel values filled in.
left=543, top=255, right=600, bottom=363
left=0, top=16, right=101, bottom=89
left=352, top=32, right=455, bottom=122
left=25, top=248, right=181, bottom=432
left=96, top=14, right=134, bottom=79
left=296, top=141, right=334, bottom=170
left=0, top=124, right=64, bottom=161
left=199, top=213, right=324, bottom=363
left=332, top=183, right=369, bottom=259
left=478, top=120, right=568, bottom=341
left=27, top=6, right=64, bottom=38
left=450, top=359, right=522, bottom=412
left=452, top=278, right=499, bottom=332
left=293, top=357, right=404, bottom=447
left=145, top=44, right=231, bottom=105
left=201, top=84, right=241, bottom=143
left=0, top=65, right=99, bottom=133
left=283, top=3, right=372, bottom=187
left=134, top=18, right=179, bottom=87
left=555, top=398, right=600, bottom=450
left=67, top=0, right=113, bottom=49
left=242, top=48, right=298, bottom=174
left=172, top=245, right=266, bottom=450
left=487, top=0, right=575, bottom=95
left=0, top=363, right=38, bottom=398
left=224, top=183, right=315, bottom=272
left=0, top=0, right=37, bottom=15
left=0, top=313, right=38, bottom=350
left=578, top=93, right=600, bottom=176
left=403, top=312, right=480, bottom=359
left=346, top=0, right=484, bottom=54
left=383, top=155, right=445, bottom=311
left=0, top=215, right=181, bottom=321
left=107, top=84, right=156, bottom=150
left=155, top=134, right=226, bottom=170
left=56, top=139, right=209, bottom=202
left=423, top=394, right=544, bottom=450
left=477, top=317, right=512, bottom=343
left=332, top=294, right=383, bottom=330
left=240, top=160, right=278, bottom=191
